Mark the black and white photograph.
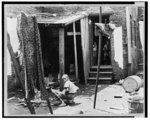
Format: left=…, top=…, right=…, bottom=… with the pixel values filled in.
left=2, top=1, right=147, bottom=117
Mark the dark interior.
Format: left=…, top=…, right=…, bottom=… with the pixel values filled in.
left=38, top=24, right=59, bottom=78
left=38, top=22, right=85, bottom=83
left=90, top=15, right=111, bottom=65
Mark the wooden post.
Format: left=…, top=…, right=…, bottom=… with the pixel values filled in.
left=126, top=7, right=132, bottom=75
left=90, top=21, right=94, bottom=66
left=59, top=28, right=65, bottom=90
left=126, top=7, right=132, bottom=63
left=73, top=22, right=79, bottom=82
left=94, top=6, right=102, bottom=109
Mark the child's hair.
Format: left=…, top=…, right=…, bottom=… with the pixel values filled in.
left=62, top=74, right=69, bottom=79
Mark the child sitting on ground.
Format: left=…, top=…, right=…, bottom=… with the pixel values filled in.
left=52, top=74, right=79, bottom=107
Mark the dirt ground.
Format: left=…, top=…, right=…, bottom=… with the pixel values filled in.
left=6, top=84, right=144, bottom=117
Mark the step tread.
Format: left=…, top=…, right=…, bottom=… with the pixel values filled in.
left=89, top=71, right=112, bottom=74
left=91, top=65, right=112, bottom=69
left=88, top=77, right=112, bottom=80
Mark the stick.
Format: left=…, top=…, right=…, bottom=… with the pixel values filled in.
left=52, top=91, right=65, bottom=104
left=93, top=7, right=102, bottom=109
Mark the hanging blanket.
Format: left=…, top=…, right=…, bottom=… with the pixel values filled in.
left=17, top=12, right=48, bottom=99
left=95, top=23, right=115, bottom=38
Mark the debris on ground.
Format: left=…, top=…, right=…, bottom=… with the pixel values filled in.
left=7, top=83, right=144, bottom=116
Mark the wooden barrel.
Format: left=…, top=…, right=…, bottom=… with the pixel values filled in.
left=123, top=75, right=143, bottom=93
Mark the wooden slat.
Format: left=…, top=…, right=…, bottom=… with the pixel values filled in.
left=59, top=28, right=65, bottom=90
left=55, top=14, right=86, bottom=26
left=73, top=22, right=79, bottom=81
left=91, top=65, right=112, bottom=69
left=126, top=7, right=132, bottom=63
left=85, top=17, right=90, bottom=84
left=80, top=18, right=86, bottom=84
left=89, top=20, right=94, bottom=66
left=67, top=32, right=81, bottom=36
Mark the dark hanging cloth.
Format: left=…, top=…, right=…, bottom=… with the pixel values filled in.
left=17, top=12, right=48, bottom=99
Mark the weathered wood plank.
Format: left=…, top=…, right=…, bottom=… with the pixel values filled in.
left=89, top=20, right=93, bottom=66
left=73, top=22, right=79, bottom=81
left=56, top=14, right=86, bottom=26
left=67, top=32, right=81, bottom=36
left=80, top=18, right=87, bottom=84
left=126, top=7, right=132, bottom=63
left=59, top=28, right=65, bottom=90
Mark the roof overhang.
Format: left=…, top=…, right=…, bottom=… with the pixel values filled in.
left=37, top=14, right=88, bottom=27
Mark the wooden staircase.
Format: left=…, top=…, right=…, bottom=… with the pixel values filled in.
left=88, top=65, right=113, bottom=84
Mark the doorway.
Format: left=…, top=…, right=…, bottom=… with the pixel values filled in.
left=38, top=24, right=59, bottom=79
left=90, top=15, right=111, bottom=66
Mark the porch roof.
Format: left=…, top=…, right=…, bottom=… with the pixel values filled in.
left=37, top=13, right=87, bottom=26
left=37, top=12, right=113, bottom=27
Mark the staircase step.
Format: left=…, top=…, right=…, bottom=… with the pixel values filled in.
left=90, top=66, right=112, bottom=72
left=91, top=65, right=112, bottom=69
left=89, top=71, right=112, bottom=74
left=88, top=77, right=112, bottom=80
left=89, top=71, right=112, bottom=78
left=88, top=65, right=113, bottom=84
left=88, top=78, right=112, bottom=84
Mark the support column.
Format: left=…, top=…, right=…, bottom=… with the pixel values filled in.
left=59, top=28, right=65, bottom=90
left=73, top=22, right=79, bottom=82
left=126, top=7, right=132, bottom=75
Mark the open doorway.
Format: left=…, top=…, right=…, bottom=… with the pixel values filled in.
left=101, top=36, right=111, bottom=65
left=90, top=15, right=111, bottom=66
left=38, top=24, right=59, bottom=84
left=92, top=34, right=111, bottom=65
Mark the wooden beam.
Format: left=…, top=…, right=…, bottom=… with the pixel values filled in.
left=59, top=28, right=65, bottom=90
left=67, top=32, right=81, bottom=36
left=73, top=22, right=79, bottom=81
left=126, top=7, right=132, bottom=63
left=89, top=20, right=94, bottom=66
left=56, top=14, right=86, bottom=26
left=94, top=7, right=102, bottom=109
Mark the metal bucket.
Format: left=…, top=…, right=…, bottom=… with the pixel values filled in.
left=123, top=75, right=143, bottom=93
